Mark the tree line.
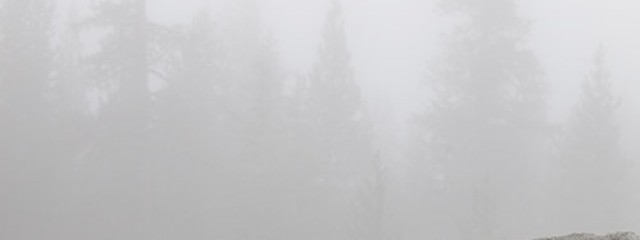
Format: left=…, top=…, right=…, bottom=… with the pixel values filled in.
left=0, top=0, right=634, bottom=239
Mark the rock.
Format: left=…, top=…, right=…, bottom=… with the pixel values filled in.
left=607, top=232, right=640, bottom=240
left=534, top=232, right=639, bottom=240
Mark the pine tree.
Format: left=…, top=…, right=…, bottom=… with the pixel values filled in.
left=196, top=1, right=289, bottom=239
left=147, top=10, right=226, bottom=239
left=0, top=0, right=57, bottom=238
left=419, top=0, right=547, bottom=239
left=307, top=0, right=372, bottom=184
left=0, top=0, right=55, bottom=154
left=553, top=46, right=629, bottom=232
left=47, top=4, right=102, bottom=235
left=350, top=151, right=391, bottom=240
left=77, top=0, right=157, bottom=237
left=152, top=8, right=221, bottom=163
left=52, top=3, right=87, bottom=117
left=293, top=1, right=375, bottom=238
left=219, top=0, right=285, bottom=166
left=86, top=0, right=150, bottom=140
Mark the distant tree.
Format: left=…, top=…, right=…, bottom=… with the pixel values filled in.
left=417, top=0, right=548, bottom=239
left=0, top=0, right=58, bottom=238
left=77, top=0, right=160, bottom=237
left=0, top=0, right=55, bottom=154
left=52, top=4, right=83, bottom=111
left=219, top=0, right=286, bottom=166
left=49, top=2, right=100, bottom=165
left=460, top=173, right=496, bottom=240
left=553, top=46, right=630, bottom=231
left=307, top=0, right=372, bottom=185
left=287, top=1, right=375, bottom=238
left=350, top=151, right=391, bottom=240
left=184, top=1, right=291, bottom=239
left=152, top=9, right=221, bottom=163
left=145, top=9, right=256, bottom=239
left=47, top=4, right=102, bottom=235
left=86, top=0, right=151, bottom=140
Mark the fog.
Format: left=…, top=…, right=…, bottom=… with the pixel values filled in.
left=1, top=0, right=639, bottom=239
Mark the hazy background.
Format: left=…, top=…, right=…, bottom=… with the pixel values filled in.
left=2, top=0, right=639, bottom=239
left=54, top=0, right=640, bottom=139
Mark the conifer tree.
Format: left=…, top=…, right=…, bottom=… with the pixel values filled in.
left=553, top=46, right=630, bottom=232
left=293, top=1, right=375, bottom=238
left=419, top=0, right=547, bottom=238
left=350, top=151, right=391, bottom=240
left=78, top=1, right=157, bottom=237
left=0, top=0, right=57, bottom=237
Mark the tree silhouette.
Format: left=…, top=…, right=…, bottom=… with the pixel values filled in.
left=87, top=0, right=151, bottom=139
left=307, top=0, right=372, bottom=185
left=180, top=1, right=291, bottom=239
left=77, top=0, right=159, bottom=237
left=218, top=0, right=286, bottom=167
left=350, top=150, right=391, bottom=240
left=287, top=1, right=376, bottom=238
left=418, top=0, right=547, bottom=238
left=0, top=0, right=58, bottom=238
left=552, top=45, right=630, bottom=232
left=139, top=9, right=226, bottom=239
left=0, top=0, right=55, bottom=155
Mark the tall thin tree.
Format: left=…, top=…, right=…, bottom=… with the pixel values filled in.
left=0, top=0, right=57, bottom=238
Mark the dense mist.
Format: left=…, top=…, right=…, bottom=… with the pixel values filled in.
left=1, top=0, right=639, bottom=239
